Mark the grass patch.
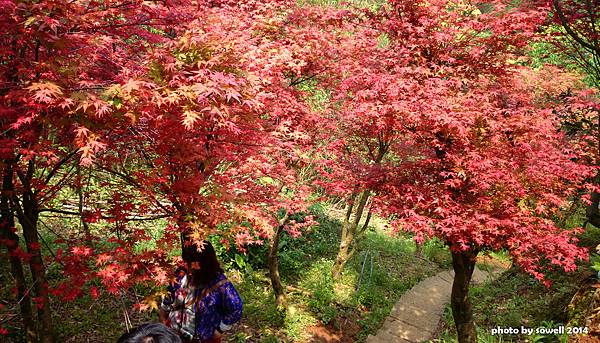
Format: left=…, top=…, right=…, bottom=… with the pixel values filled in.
left=422, top=237, right=453, bottom=269
left=223, top=207, right=442, bottom=342
left=53, top=291, right=156, bottom=342
left=298, top=0, right=383, bottom=10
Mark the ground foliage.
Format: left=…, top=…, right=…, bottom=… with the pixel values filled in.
left=0, top=208, right=442, bottom=342
left=434, top=268, right=585, bottom=342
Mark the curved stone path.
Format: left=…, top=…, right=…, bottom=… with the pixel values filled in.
left=366, top=267, right=503, bottom=343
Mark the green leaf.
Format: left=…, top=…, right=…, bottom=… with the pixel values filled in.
left=235, top=253, right=246, bottom=270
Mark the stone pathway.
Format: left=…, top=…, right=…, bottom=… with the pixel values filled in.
left=366, top=267, right=502, bottom=343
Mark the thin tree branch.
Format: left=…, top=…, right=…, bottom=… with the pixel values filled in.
left=553, top=0, right=600, bottom=54
left=43, top=150, right=78, bottom=184
left=38, top=208, right=170, bottom=221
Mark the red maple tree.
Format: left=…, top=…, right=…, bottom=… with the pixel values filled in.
left=0, top=0, right=193, bottom=340
left=317, top=1, right=596, bottom=341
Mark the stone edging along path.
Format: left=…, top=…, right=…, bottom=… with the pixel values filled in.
left=366, top=267, right=503, bottom=343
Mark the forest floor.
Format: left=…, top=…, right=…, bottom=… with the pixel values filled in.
left=367, top=267, right=505, bottom=343
left=222, top=207, right=447, bottom=342
left=431, top=268, right=598, bottom=343
left=2, top=207, right=597, bottom=342
left=0, top=207, right=448, bottom=342
left=430, top=221, right=600, bottom=343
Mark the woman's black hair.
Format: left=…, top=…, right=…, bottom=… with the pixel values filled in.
left=117, top=323, right=182, bottom=343
left=181, top=238, right=224, bottom=287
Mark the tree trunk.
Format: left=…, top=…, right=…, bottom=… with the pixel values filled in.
left=268, top=212, right=289, bottom=309
left=332, top=233, right=353, bottom=279
left=332, top=190, right=370, bottom=279
left=585, top=114, right=600, bottom=228
left=450, top=249, right=479, bottom=343
left=1, top=165, right=36, bottom=342
left=586, top=190, right=600, bottom=227
left=77, top=165, right=92, bottom=245
left=17, top=194, right=53, bottom=343
left=415, top=241, right=423, bottom=258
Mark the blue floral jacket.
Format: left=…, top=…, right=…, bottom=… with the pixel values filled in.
left=162, top=269, right=243, bottom=341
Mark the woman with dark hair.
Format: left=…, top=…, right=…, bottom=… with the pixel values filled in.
left=159, top=240, right=242, bottom=343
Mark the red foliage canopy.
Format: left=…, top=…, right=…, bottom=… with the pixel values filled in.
left=319, top=0, right=597, bottom=282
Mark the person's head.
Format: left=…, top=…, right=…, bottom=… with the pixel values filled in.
left=181, top=238, right=223, bottom=286
left=117, top=323, right=181, bottom=343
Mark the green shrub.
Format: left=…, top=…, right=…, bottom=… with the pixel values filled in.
left=423, top=237, right=452, bottom=268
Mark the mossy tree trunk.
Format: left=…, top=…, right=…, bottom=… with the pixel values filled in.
left=332, top=189, right=371, bottom=279
left=415, top=241, right=423, bottom=258
left=268, top=211, right=290, bottom=309
left=332, top=141, right=387, bottom=280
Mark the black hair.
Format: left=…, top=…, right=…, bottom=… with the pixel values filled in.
left=117, top=323, right=182, bottom=343
left=181, top=239, right=224, bottom=287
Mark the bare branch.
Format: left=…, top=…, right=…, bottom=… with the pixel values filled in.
left=553, top=0, right=600, bottom=54
left=43, top=150, right=78, bottom=184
